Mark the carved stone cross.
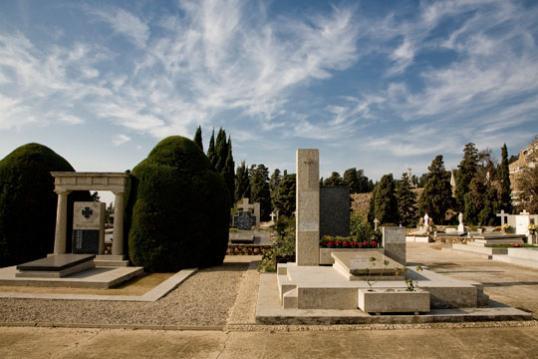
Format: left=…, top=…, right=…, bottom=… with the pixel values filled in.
left=81, top=207, right=93, bottom=219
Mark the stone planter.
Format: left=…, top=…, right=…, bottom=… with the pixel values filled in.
left=358, top=288, right=430, bottom=314
left=319, top=248, right=383, bottom=265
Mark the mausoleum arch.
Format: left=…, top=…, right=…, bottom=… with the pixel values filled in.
left=50, top=172, right=128, bottom=257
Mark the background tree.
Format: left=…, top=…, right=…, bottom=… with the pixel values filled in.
left=249, top=164, right=271, bottom=220
left=214, top=128, right=227, bottom=173
left=464, top=177, right=487, bottom=225
left=367, top=184, right=378, bottom=224
left=343, top=168, right=372, bottom=193
left=455, top=143, right=479, bottom=210
left=193, top=125, right=203, bottom=151
left=269, top=169, right=281, bottom=212
left=419, top=155, right=453, bottom=224
left=498, top=143, right=513, bottom=213
left=517, top=155, right=538, bottom=213
left=323, top=171, right=345, bottom=187
left=223, top=137, right=235, bottom=205
left=234, top=161, right=250, bottom=203
left=396, top=172, right=417, bottom=227
left=372, top=174, right=399, bottom=224
left=207, top=129, right=216, bottom=168
left=274, top=173, right=296, bottom=217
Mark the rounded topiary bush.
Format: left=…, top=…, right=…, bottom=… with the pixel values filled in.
left=0, top=143, right=78, bottom=266
left=127, top=136, right=230, bottom=272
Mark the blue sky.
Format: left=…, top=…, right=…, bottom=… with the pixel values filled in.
left=1, top=0, right=537, bottom=182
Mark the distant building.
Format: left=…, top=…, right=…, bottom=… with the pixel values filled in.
left=450, top=169, right=457, bottom=197
left=509, top=136, right=538, bottom=205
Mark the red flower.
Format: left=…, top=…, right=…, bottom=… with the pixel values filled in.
left=343, top=241, right=351, bottom=248
left=335, top=241, right=342, bottom=248
left=370, top=240, right=378, bottom=248
left=362, top=241, right=369, bottom=247
left=326, top=241, right=335, bottom=248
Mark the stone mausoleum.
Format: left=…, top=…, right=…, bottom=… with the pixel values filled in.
left=0, top=172, right=142, bottom=288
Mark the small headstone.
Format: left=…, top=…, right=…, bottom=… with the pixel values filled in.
left=457, top=212, right=465, bottom=234
left=234, top=211, right=256, bottom=230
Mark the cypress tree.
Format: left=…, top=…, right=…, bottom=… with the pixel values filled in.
left=343, top=168, right=359, bottom=193
left=235, top=161, right=250, bottom=202
left=207, top=129, right=216, bottom=168
left=455, top=143, right=479, bottom=210
left=269, top=169, right=281, bottom=211
left=194, top=125, right=203, bottom=151
left=373, top=174, right=399, bottom=224
left=274, top=173, right=296, bottom=217
left=397, top=172, right=417, bottom=227
left=419, top=155, right=453, bottom=224
left=464, top=177, right=486, bottom=225
left=367, top=184, right=378, bottom=224
left=499, top=143, right=512, bottom=213
left=249, top=164, right=271, bottom=221
left=223, top=137, right=235, bottom=205
left=323, top=172, right=345, bottom=187
left=214, top=128, right=227, bottom=173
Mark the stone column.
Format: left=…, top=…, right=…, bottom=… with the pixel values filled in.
left=53, top=190, right=70, bottom=255
left=295, top=149, right=320, bottom=266
left=112, top=192, right=125, bottom=256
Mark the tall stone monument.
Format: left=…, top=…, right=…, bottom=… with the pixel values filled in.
left=296, top=149, right=320, bottom=266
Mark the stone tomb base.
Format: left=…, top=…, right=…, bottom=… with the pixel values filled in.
left=1, top=255, right=143, bottom=289
left=256, top=272, right=532, bottom=324
left=16, top=254, right=96, bottom=278
left=332, top=252, right=405, bottom=281
left=451, top=234, right=526, bottom=259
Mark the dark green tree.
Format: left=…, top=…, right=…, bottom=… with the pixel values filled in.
left=274, top=173, right=296, bottom=217
left=343, top=168, right=359, bottom=192
left=249, top=164, right=271, bottom=220
left=464, top=177, right=486, bottom=225
left=207, top=129, right=216, bottom=168
left=193, top=125, right=203, bottom=151
left=396, top=172, right=417, bottom=227
left=372, top=174, right=399, bottom=224
left=269, top=168, right=281, bottom=211
left=234, top=161, right=250, bottom=202
left=498, top=143, right=512, bottom=213
left=223, top=137, right=235, bottom=205
left=214, top=128, right=228, bottom=173
left=323, top=171, right=345, bottom=187
left=0, top=143, right=90, bottom=266
left=455, top=143, right=479, bottom=210
left=419, top=155, right=453, bottom=224
left=367, top=184, right=378, bottom=224
left=127, top=136, right=230, bottom=272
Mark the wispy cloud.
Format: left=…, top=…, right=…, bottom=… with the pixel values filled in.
left=112, top=134, right=131, bottom=146
left=88, top=7, right=149, bottom=48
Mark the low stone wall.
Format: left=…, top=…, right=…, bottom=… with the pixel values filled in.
left=226, top=244, right=273, bottom=256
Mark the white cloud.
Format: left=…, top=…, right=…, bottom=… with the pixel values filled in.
left=112, top=134, right=131, bottom=146
left=88, top=7, right=149, bottom=48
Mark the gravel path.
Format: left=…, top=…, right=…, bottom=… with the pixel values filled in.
left=0, top=262, right=247, bottom=328
left=226, top=261, right=260, bottom=326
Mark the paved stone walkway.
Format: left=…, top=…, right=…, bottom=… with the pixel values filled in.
left=1, top=325, right=538, bottom=358
left=407, top=243, right=538, bottom=317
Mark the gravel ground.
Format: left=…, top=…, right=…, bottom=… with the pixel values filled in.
left=0, top=262, right=247, bottom=327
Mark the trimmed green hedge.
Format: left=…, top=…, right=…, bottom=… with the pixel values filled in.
left=127, top=136, right=230, bottom=272
left=0, top=143, right=88, bottom=266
